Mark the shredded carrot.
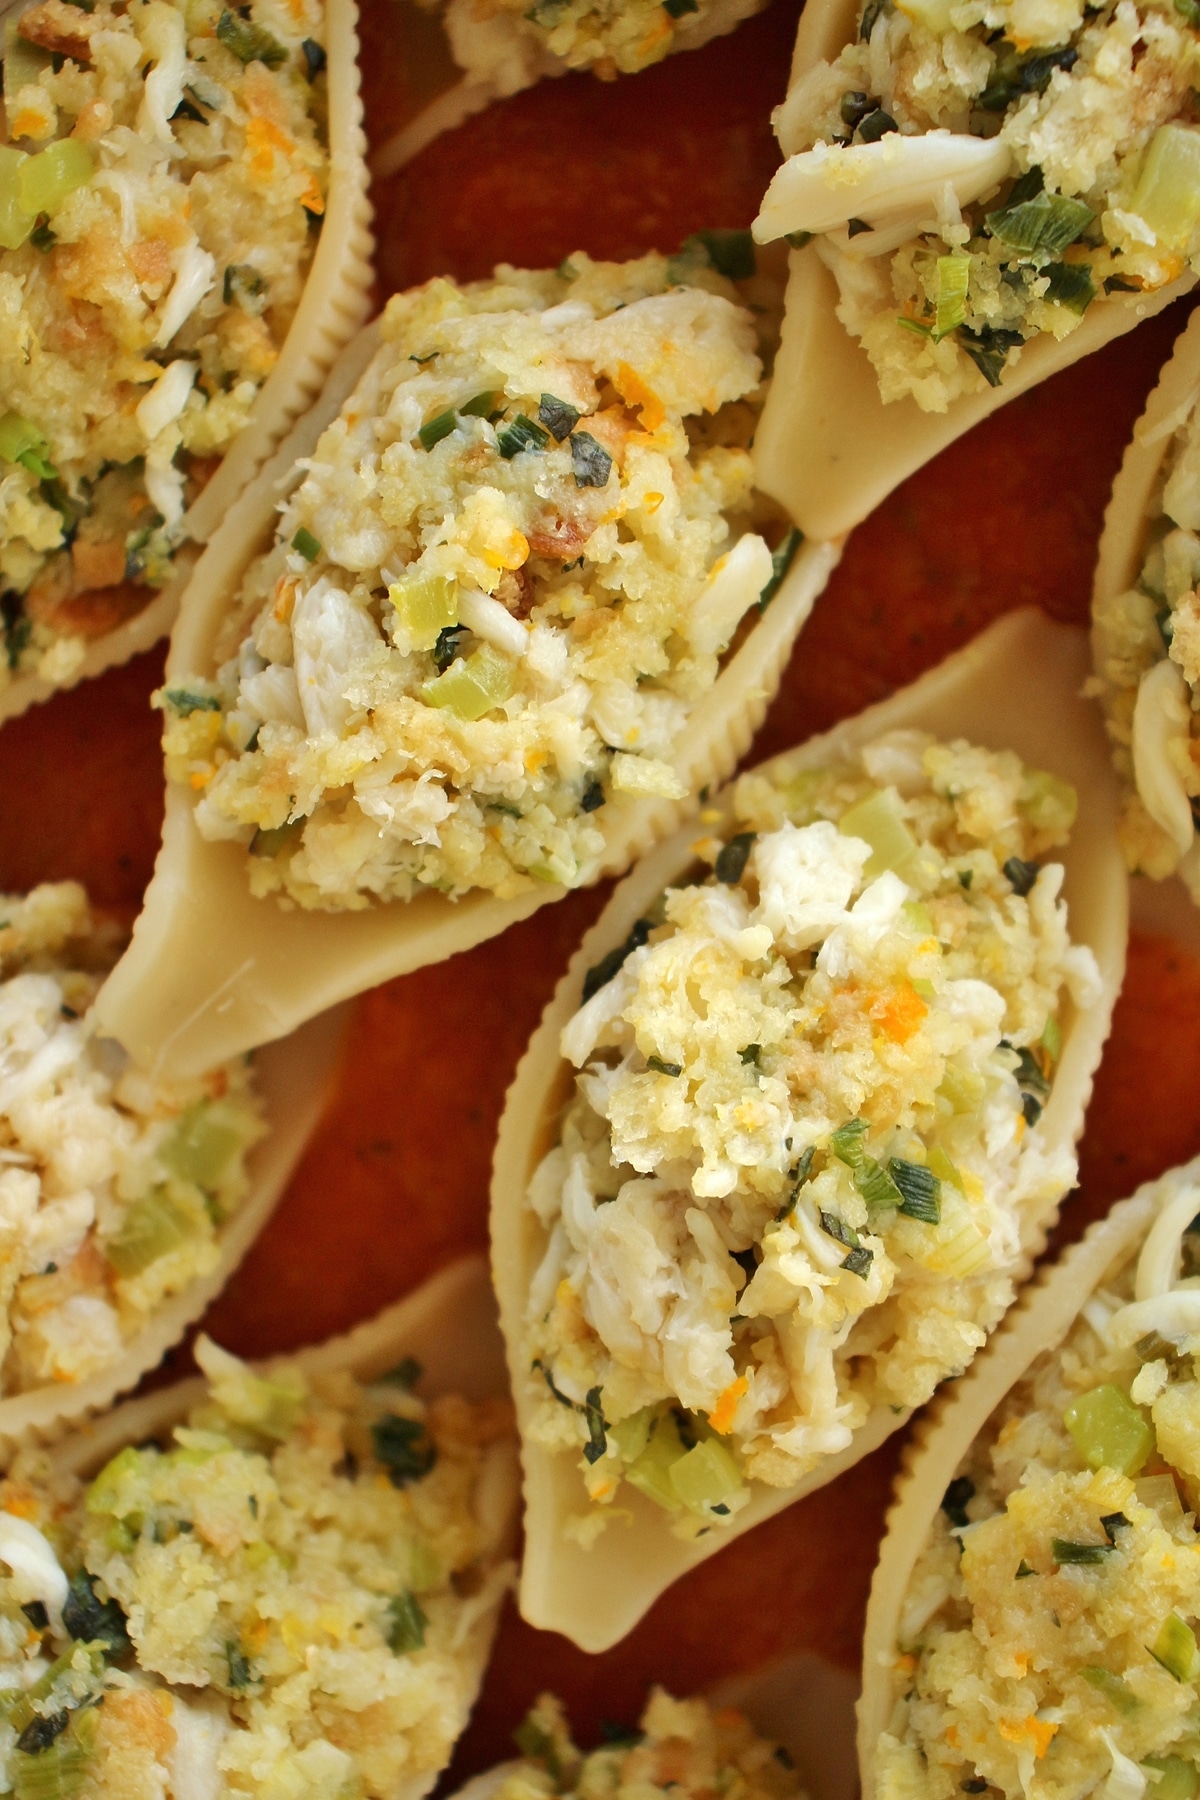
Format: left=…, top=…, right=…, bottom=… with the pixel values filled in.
left=871, top=984, right=928, bottom=1044
left=246, top=114, right=295, bottom=178
left=299, top=172, right=324, bottom=216
left=709, top=1375, right=748, bottom=1435
left=614, top=361, right=666, bottom=432
left=189, top=767, right=213, bottom=790
left=998, top=1717, right=1057, bottom=1760
left=11, top=111, right=46, bottom=140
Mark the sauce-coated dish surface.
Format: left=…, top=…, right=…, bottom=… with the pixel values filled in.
left=2, top=0, right=1200, bottom=1787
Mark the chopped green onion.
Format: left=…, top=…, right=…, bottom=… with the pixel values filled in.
left=216, top=9, right=287, bottom=64
left=497, top=414, right=549, bottom=458
left=371, top=1414, right=436, bottom=1487
left=784, top=230, right=813, bottom=249
left=537, top=393, right=580, bottom=440
left=1063, top=1384, right=1153, bottom=1476
left=891, top=1158, right=941, bottom=1223
left=715, top=832, right=755, bottom=885
left=28, top=217, right=54, bottom=254
left=957, top=324, right=1023, bottom=388
left=300, top=36, right=325, bottom=75
left=986, top=187, right=1094, bottom=258
left=690, top=228, right=756, bottom=280
left=1043, top=260, right=1095, bottom=313
left=162, top=687, right=220, bottom=715
left=1150, top=1613, right=1200, bottom=1683
left=580, top=777, right=605, bottom=813
left=582, top=1386, right=607, bottom=1464
left=459, top=390, right=499, bottom=418
left=1101, top=1511, right=1131, bottom=1542
left=739, top=1043, right=761, bottom=1067
left=820, top=1210, right=860, bottom=1250
left=582, top=918, right=651, bottom=1002
left=841, top=1245, right=874, bottom=1278
left=846, top=217, right=872, bottom=238
left=386, top=1591, right=427, bottom=1653
left=831, top=1117, right=869, bottom=1169
left=928, top=1145, right=965, bottom=1192
left=759, top=527, right=803, bottom=611
left=12, top=1740, right=91, bottom=1800
left=1003, top=855, right=1039, bottom=895
left=1081, top=1667, right=1139, bottom=1713
left=62, top=1573, right=129, bottom=1658
left=105, top=1187, right=200, bottom=1278
left=291, top=527, right=321, bottom=562
left=1041, top=1015, right=1062, bottom=1061
left=432, top=624, right=467, bottom=673
left=857, top=1156, right=902, bottom=1209
left=226, top=1642, right=257, bottom=1691
left=1051, top=1537, right=1115, bottom=1565
left=934, top=255, right=971, bottom=339
left=418, top=409, right=459, bottom=452
left=389, top=572, right=458, bottom=651
left=978, top=47, right=1077, bottom=111
left=1016, top=1559, right=1035, bottom=1578
left=663, top=0, right=699, bottom=17
left=570, top=431, right=612, bottom=487
left=646, top=1055, right=682, bottom=1077
left=856, top=108, right=897, bottom=142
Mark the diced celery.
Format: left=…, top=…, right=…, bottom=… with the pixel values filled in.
left=13, top=1740, right=91, bottom=1800
left=1150, top=1612, right=1200, bottom=1683
left=1144, top=1757, right=1200, bottom=1800
left=903, top=900, right=933, bottom=935
left=934, top=255, right=971, bottom=340
left=896, top=0, right=956, bottom=31
left=0, top=410, right=53, bottom=477
left=1020, top=767, right=1077, bottom=834
left=161, top=1101, right=246, bottom=1192
left=924, top=1194, right=991, bottom=1276
left=668, top=1436, right=744, bottom=1516
left=1082, top=1667, right=1139, bottom=1714
left=0, top=147, right=32, bottom=251
left=782, top=769, right=823, bottom=820
left=212, top=1366, right=305, bottom=1441
left=938, top=1064, right=984, bottom=1113
left=4, top=22, right=48, bottom=112
left=105, top=1187, right=199, bottom=1278
left=386, top=1590, right=427, bottom=1654
left=838, top=789, right=920, bottom=881
left=611, top=1407, right=654, bottom=1465
left=1041, top=1015, right=1062, bottom=1062
left=408, top=1537, right=442, bottom=1593
left=18, top=140, right=93, bottom=219
left=420, top=642, right=515, bottom=721
left=625, top=1413, right=686, bottom=1511
left=85, top=1445, right=147, bottom=1517
left=1132, top=125, right=1200, bottom=251
left=928, top=1144, right=965, bottom=1192
left=389, top=572, right=458, bottom=652
left=1064, top=1384, right=1153, bottom=1476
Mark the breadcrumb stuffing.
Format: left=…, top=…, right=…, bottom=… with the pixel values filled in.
left=0, top=1338, right=516, bottom=1798
left=164, top=245, right=794, bottom=911
left=0, top=0, right=328, bottom=690
left=879, top=1185, right=1200, bottom=1800
left=522, top=732, right=1099, bottom=1537
left=0, top=881, right=264, bottom=1393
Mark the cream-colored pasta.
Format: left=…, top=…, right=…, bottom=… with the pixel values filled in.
left=749, top=0, right=1192, bottom=539
left=92, top=247, right=839, bottom=1082
left=857, top=1155, right=1200, bottom=1800
left=0, top=880, right=346, bottom=1457
left=1092, top=305, right=1200, bottom=900
left=0, top=0, right=371, bottom=726
left=0, top=1256, right=515, bottom=1800
left=490, top=608, right=1128, bottom=1653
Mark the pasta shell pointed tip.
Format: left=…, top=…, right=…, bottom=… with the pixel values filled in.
left=490, top=607, right=1128, bottom=1654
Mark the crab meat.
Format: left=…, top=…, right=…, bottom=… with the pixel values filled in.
left=753, top=131, right=1014, bottom=245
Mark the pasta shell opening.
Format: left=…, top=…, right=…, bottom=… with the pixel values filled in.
left=490, top=607, right=1127, bottom=1653
left=93, top=274, right=840, bottom=1080
left=0, top=0, right=372, bottom=729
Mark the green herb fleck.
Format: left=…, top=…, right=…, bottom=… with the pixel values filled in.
left=216, top=9, right=286, bottom=65
left=715, top=832, right=755, bottom=885
left=371, top=1414, right=437, bottom=1487
left=291, top=527, right=321, bottom=562
left=582, top=918, right=651, bottom=1003
left=538, top=394, right=581, bottom=440
left=386, top=1591, right=428, bottom=1654
left=647, top=1055, right=683, bottom=1077
left=570, top=431, right=612, bottom=488
left=759, top=527, right=803, bottom=610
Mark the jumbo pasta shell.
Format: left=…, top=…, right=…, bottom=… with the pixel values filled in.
left=855, top=1158, right=1199, bottom=1800
left=0, top=1000, right=348, bottom=1458
left=0, top=0, right=373, bottom=729
left=369, top=0, right=765, bottom=179
left=489, top=606, right=1128, bottom=1653
left=25, top=1255, right=516, bottom=1800
left=90, top=320, right=840, bottom=1080
left=750, top=0, right=1193, bottom=541
left=752, top=246, right=1191, bottom=543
